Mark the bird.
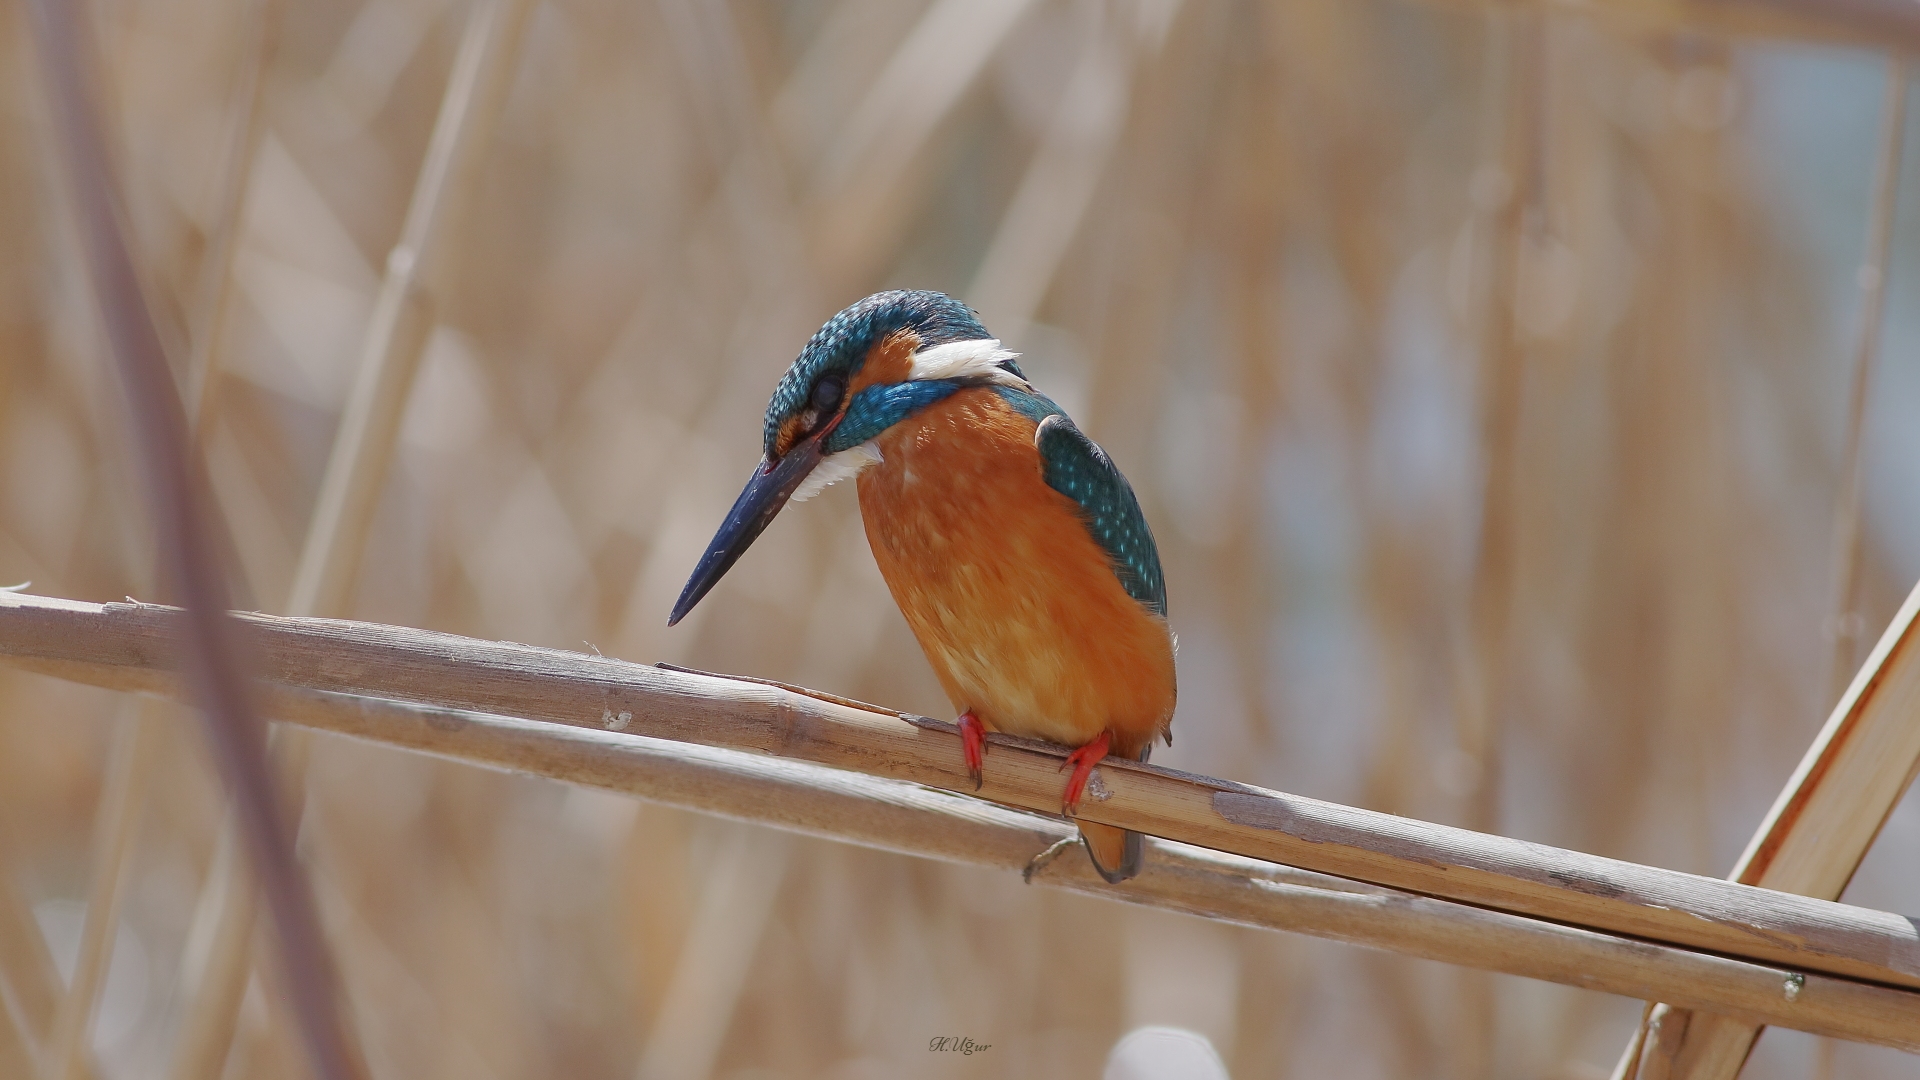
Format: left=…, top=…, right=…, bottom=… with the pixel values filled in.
left=669, top=290, right=1174, bottom=883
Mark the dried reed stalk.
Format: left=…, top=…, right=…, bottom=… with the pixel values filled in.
left=963, top=7, right=1132, bottom=346
left=38, top=702, right=156, bottom=1080
left=167, top=821, right=255, bottom=1080
left=25, top=0, right=360, bottom=1075
left=0, top=826, right=76, bottom=1075
left=1424, top=0, right=1920, bottom=53
left=806, top=0, right=1041, bottom=283
left=1823, top=59, right=1907, bottom=709
left=170, top=1, right=539, bottom=1074
left=51, top=16, right=282, bottom=1062
left=631, top=828, right=792, bottom=1080
left=1617, top=60, right=1916, bottom=1080
left=285, top=0, right=538, bottom=618
left=3, top=591, right=1919, bottom=998
left=1625, top=574, right=1920, bottom=1079
left=29, top=678, right=1920, bottom=1053
left=1454, top=14, right=1543, bottom=1074
left=0, top=996, right=30, bottom=1078
left=182, top=0, right=281, bottom=441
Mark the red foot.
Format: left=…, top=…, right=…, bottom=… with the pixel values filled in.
left=1059, top=730, right=1113, bottom=816
left=958, top=711, right=987, bottom=790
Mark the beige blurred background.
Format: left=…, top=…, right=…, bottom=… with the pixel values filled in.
left=2, top=0, right=1918, bottom=1077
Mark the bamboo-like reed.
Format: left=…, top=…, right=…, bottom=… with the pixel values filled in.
left=3, top=590, right=1919, bottom=995
left=8, top=592, right=1920, bottom=1055
left=33, top=676, right=1920, bottom=1053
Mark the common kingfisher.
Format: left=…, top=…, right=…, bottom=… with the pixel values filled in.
left=669, top=291, right=1175, bottom=883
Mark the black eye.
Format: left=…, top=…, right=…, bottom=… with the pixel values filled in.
left=811, top=376, right=844, bottom=412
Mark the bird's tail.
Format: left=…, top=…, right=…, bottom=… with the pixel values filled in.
left=1079, top=739, right=1154, bottom=882
left=1079, top=821, right=1144, bottom=883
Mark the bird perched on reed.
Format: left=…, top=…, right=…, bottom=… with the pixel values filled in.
left=670, top=291, right=1174, bottom=882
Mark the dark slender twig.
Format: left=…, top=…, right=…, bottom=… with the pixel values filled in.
left=24, top=4, right=361, bottom=1080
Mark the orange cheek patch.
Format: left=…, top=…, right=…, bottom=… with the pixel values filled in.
left=847, top=328, right=921, bottom=397
left=776, top=328, right=919, bottom=458
left=773, top=414, right=807, bottom=459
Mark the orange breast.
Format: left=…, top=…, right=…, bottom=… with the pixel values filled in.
left=856, top=388, right=1175, bottom=755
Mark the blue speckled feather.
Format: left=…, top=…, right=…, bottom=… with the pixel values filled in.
left=995, top=389, right=1167, bottom=618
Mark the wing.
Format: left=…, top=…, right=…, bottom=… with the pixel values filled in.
left=1034, top=414, right=1168, bottom=618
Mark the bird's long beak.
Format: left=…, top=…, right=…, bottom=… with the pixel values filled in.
left=668, top=428, right=830, bottom=626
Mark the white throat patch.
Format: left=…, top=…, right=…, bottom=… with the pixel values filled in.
left=906, top=338, right=1028, bottom=388
left=792, top=441, right=884, bottom=503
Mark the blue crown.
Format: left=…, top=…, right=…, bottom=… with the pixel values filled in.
left=763, top=291, right=998, bottom=456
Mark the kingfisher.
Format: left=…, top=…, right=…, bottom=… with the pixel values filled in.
left=669, top=290, right=1174, bottom=883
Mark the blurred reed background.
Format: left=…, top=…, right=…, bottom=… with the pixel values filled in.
left=1, top=0, right=1918, bottom=1077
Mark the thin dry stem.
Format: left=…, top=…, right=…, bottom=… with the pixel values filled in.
left=285, top=0, right=538, bottom=618
left=1824, top=59, right=1908, bottom=708
left=39, top=702, right=157, bottom=1080
left=25, top=0, right=361, bottom=1075
left=171, top=1, right=540, bottom=1074
left=183, top=0, right=282, bottom=442
left=1619, top=59, right=1915, bottom=1080
left=631, top=829, right=792, bottom=1080
left=0, top=828, right=78, bottom=1077
left=1421, top=0, right=1920, bottom=53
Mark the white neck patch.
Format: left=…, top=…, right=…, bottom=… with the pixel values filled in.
left=792, top=441, right=884, bottom=503
left=906, top=338, right=1028, bottom=388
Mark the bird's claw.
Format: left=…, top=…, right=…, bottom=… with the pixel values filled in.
left=958, top=711, right=987, bottom=791
left=1059, top=731, right=1113, bottom=816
